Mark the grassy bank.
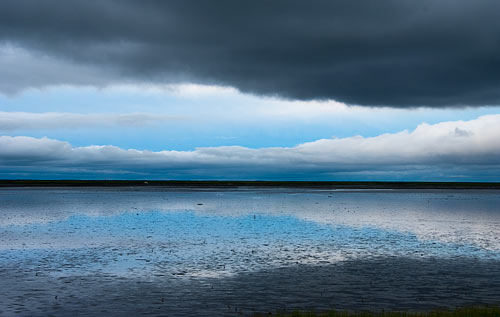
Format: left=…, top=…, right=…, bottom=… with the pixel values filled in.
left=265, top=306, right=500, bottom=316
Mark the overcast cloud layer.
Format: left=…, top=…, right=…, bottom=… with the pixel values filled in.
left=1, top=115, right=499, bottom=180
left=0, top=112, right=179, bottom=131
left=1, top=0, right=500, bottom=107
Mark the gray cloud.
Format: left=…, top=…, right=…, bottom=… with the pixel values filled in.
left=0, top=45, right=119, bottom=94
left=1, top=0, right=500, bottom=107
left=1, top=115, right=500, bottom=180
left=0, top=112, right=181, bottom=131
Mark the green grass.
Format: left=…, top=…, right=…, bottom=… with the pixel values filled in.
left=259, top=306, right=500, bottom=317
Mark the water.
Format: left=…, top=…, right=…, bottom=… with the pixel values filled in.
left=1, top=187, right=500, bottom=316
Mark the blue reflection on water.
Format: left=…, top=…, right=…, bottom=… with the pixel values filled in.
left=2, top=210, right=499, bottom=279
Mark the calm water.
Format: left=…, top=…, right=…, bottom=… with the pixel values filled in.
left=1, top=187, right=500, bottom=316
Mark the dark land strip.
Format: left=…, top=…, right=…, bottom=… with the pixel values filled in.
left=1, top=180, right=500, bottom=189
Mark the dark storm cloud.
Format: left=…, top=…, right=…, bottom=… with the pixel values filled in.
left=1, top=0, right=500, bottom=107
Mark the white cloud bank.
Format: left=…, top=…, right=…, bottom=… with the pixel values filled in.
left=1, top=114, right=500, bottom=180
left=0, top=112, right=181, bottom=131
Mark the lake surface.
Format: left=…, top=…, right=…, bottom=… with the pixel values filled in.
left=1, top=187, right=500, bottom=316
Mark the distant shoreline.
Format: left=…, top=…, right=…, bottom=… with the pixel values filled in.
left=1, top=179, right=500, bottom=189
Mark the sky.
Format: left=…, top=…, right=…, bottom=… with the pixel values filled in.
left=1, top=0, right=500, bottom=181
